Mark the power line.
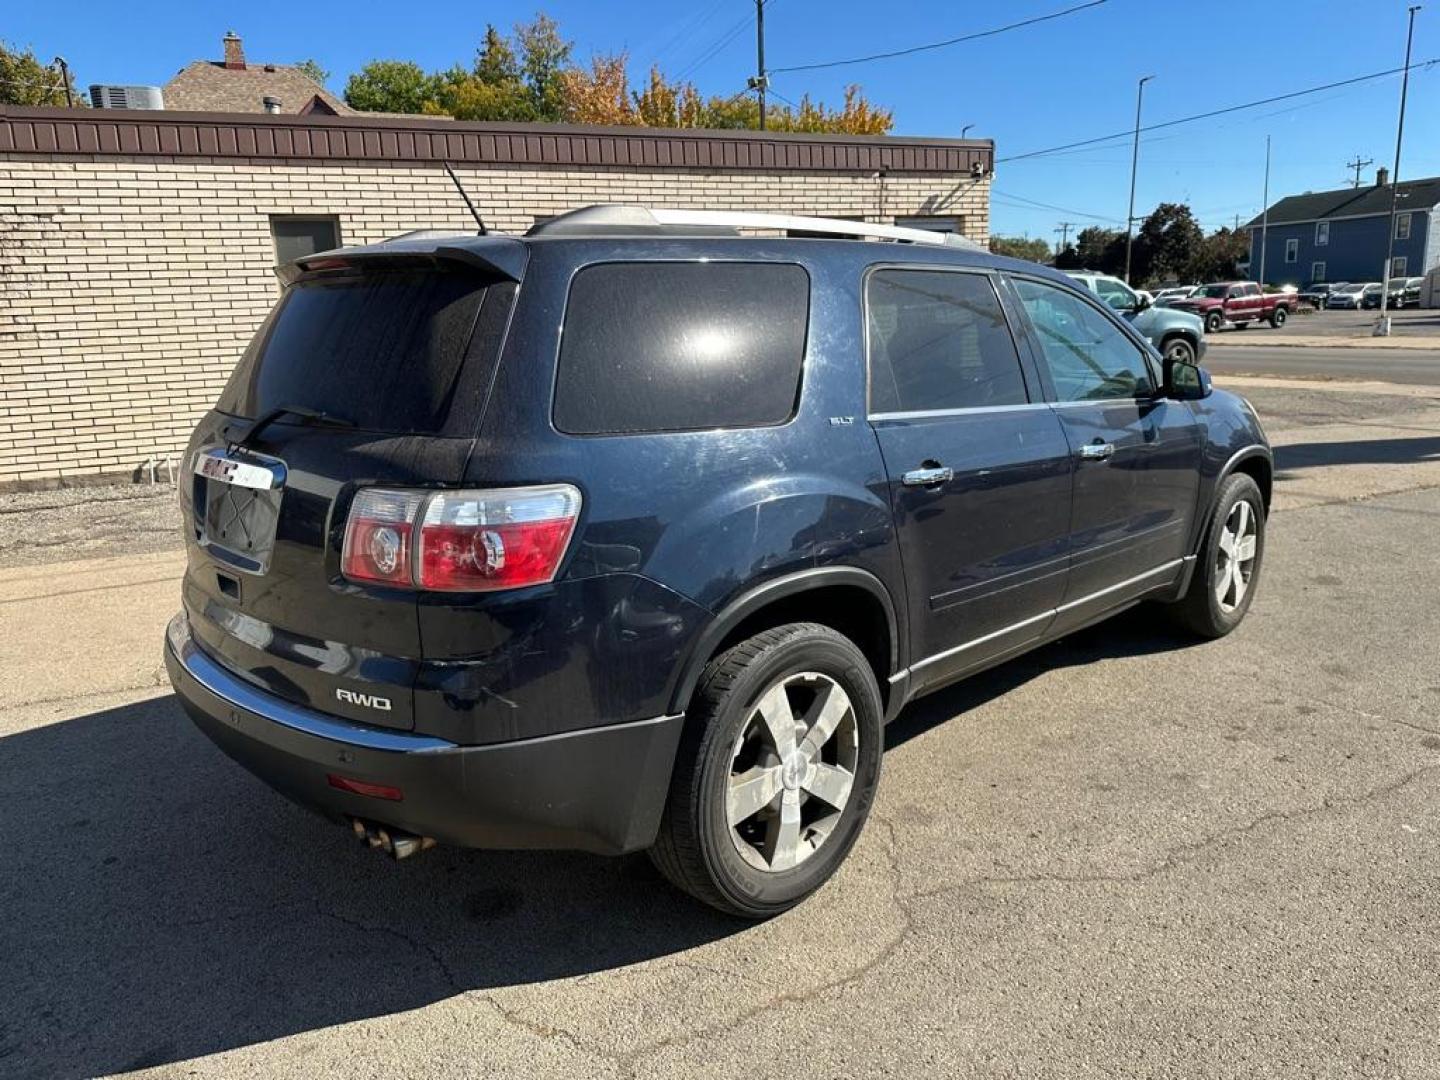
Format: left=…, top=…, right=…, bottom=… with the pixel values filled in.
left=770, top=0, right=1107, bottom=74
left=998, top=59, right=1439, bottom=164
left=991, top=188, right=1125, bottom=225
left=676, top=3, right=777, bottom=82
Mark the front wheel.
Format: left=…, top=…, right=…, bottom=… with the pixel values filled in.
left=1204, top=310, right=1224, bottom=333
left=648, top=623, right=884, bottom=917
left=1169, top=473, right=1266, bottom=638
left=1162, top=335, right=1197, bottom=367
left=1270, top=306, right=1288, bottom=328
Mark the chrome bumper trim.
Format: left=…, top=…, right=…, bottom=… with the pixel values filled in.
left=166, top=612, right=456, bottom=754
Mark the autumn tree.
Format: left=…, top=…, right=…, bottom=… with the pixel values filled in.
left=0, top=41, right=82, bottom=106
left=343, top=14, right=892, bottom=134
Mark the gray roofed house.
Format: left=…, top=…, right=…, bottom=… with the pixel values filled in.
left=163, top=32, right=353, bottom=116
left=1245, top=168, right=1440, bottom=287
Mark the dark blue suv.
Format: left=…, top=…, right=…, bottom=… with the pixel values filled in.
left=165, top=206, right=1271, bottom=917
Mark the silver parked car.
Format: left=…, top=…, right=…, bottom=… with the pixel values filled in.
left=1065, top=272, right=1207, bottom=366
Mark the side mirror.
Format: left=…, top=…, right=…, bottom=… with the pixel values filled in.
left=1134, top=293, right=1151, bottom=312
left=1163, top=357, right=1211, bottom=401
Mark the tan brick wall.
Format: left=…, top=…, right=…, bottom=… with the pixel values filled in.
left=0, top=155, right=989, bottom=487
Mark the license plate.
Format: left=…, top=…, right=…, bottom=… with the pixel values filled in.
left=195, top=452, right=281, bottom=491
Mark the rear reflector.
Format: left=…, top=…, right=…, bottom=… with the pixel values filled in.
left=340, top=484, right=582, bottom=593
left=327, top=773, right=404, bottom=801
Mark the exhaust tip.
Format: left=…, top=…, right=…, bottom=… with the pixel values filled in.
left=350, top=818, right=436, bottom=860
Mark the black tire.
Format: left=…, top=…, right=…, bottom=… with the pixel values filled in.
left=648, top=622, right=884, bottom=918
left=1162, top=335, right=1196, bottom=367
left=1169, top=473, right=1266, bottom=639
left=1204, top=310, right=1224, bottom=333
left=1270, top=306, right=1288, bottom=328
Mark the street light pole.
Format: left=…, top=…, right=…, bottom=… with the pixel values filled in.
left=54, top=56, right=73, bottom=107
left=1377, top=4, right=1420, bottom=336
left=961, top=123, right=975, bottom=138
left=1259, top=135, right=1271, bottom=288
left=1124, top=75, right=1154, bottom=286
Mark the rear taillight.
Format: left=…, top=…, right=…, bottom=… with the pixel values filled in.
left=341, top=484, right=581, bottom=593
left=341, top=489, right=426, bottom=587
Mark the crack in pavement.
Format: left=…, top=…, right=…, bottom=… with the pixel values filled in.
left=906, top=766, right=1434, bottom=901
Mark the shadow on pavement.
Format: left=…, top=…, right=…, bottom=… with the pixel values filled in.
left=1275, top=435, right=1440, bottom=472
left=0, top=698, right=746, bottom=1079
left=886, top=604, right=1198, bottom=751
left=4, top=605, right=1197, bottom=1078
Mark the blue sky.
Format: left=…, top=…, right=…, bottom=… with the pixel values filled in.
left=10, top=0, right=1438, bottom=241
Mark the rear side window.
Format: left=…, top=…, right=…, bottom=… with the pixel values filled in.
left=554, top=262, right=809, bottom=435
left=867, top=269, right=1028, bottom=414
left=218, top=269, right=504, bottom=435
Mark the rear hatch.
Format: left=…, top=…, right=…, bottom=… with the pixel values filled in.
left=180, top=240, right=522, bottom=730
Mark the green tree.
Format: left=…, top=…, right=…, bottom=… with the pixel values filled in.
left=1192, top=226, right=1250, bottom=283
left=0, top=41, right=82, bottom=106
left=989, top=235, right=1052, bottom=264
left=294, top=59, right=330, bottom=87
left=1135, top=202, right=1204, bottom=285
left=344, top=60, right=440, bottom=114
left=515, top=14, right=572, bottom=121
left=1071, top=226, right=1125, bottom=275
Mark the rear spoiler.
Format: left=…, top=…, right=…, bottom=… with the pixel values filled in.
left=275, top=234, right=527, bottom=286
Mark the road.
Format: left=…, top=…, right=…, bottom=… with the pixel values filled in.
left=3, top=379, right=1440, bottom=1078
left=1205, top=344, right=1440, bottom=385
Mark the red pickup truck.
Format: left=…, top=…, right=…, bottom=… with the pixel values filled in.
left=1170, top=282, right=1297, bottom=333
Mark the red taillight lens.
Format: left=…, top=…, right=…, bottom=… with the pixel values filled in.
left=340, top=489, right=425, bottom=586
left=418, top=485, right=581, bottom=592
left=340, top=484, right=582, bottom=593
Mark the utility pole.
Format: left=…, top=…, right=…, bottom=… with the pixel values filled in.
left=1124, top=75, right=1155, bottom=286
left=54, top=56, right=73, bottom=107
left=1259, top=135, right=1271, bottom=288
left=1346, top=153, right=1373, bottom=188
left=750, top=0, right=768, bottom=131
left=1378, top=5, right=1420, bottom=336
left=1055, top=221, right=1074, bottom=256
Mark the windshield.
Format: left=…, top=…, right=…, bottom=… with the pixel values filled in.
left=1389, top=278, right=1408, bottom=288
left=1196, top=285, right=1230, bottom=298
left=1336, top=284, right=1364, bottom=295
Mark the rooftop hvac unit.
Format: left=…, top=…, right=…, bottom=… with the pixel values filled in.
left=88, top=84, right=165, bottom=110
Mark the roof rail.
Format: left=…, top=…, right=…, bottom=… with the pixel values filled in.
left=525, top=204, right=981, bottom=249
left=651, top=209, right=982, bottom=249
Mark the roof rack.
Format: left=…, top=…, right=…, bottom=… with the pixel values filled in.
left=525, top=204, right=981, bottom=249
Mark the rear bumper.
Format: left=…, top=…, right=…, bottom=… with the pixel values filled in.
left=164, top=613, right=684, bottom=855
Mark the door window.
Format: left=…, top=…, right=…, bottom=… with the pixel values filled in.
left=1013, top=278, right=1154, bottom=402
left=867, top=269, right=1029, bottom=414
left=1092, top=277, right=1139, bottom=311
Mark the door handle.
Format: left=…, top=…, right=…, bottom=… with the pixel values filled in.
left=1078, top=442, right=1115, bottom=461
left=901, top=465, right=954, bottom=486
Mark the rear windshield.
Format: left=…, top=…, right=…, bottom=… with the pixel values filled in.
left=553, top=262, right=809, bottom=435
left=217, top=269, right=505, bottom=435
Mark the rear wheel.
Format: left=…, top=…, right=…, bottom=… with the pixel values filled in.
left=1169, top=473, right=1266, bottom=638
left=648, top=623, right=883, bottom=917
left=1204, top=310, right=1224, bottom=333
left=1270, top=306, right=1288, bottom=328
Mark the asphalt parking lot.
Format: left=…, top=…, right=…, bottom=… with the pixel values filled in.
left=3, top=376, right=1439, bottom=1079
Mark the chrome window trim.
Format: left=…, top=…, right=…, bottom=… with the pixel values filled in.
left=905, top=559, right=1184, bottom=676
left=869, top=402, right=1052, bottom=422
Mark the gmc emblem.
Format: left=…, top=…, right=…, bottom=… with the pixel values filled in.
left=336, top=688, right=393, bottom=712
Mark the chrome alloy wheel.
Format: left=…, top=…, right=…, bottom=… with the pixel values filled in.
left=1215, top=498, right=1259, bottom=613
left=726, top=672, right=859, bottom=873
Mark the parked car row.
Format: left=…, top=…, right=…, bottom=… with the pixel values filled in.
left=1299, top=277, right=1423, bottom=310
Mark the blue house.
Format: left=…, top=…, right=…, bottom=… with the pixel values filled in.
left=1246, top=169, right=1440, bottom=287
